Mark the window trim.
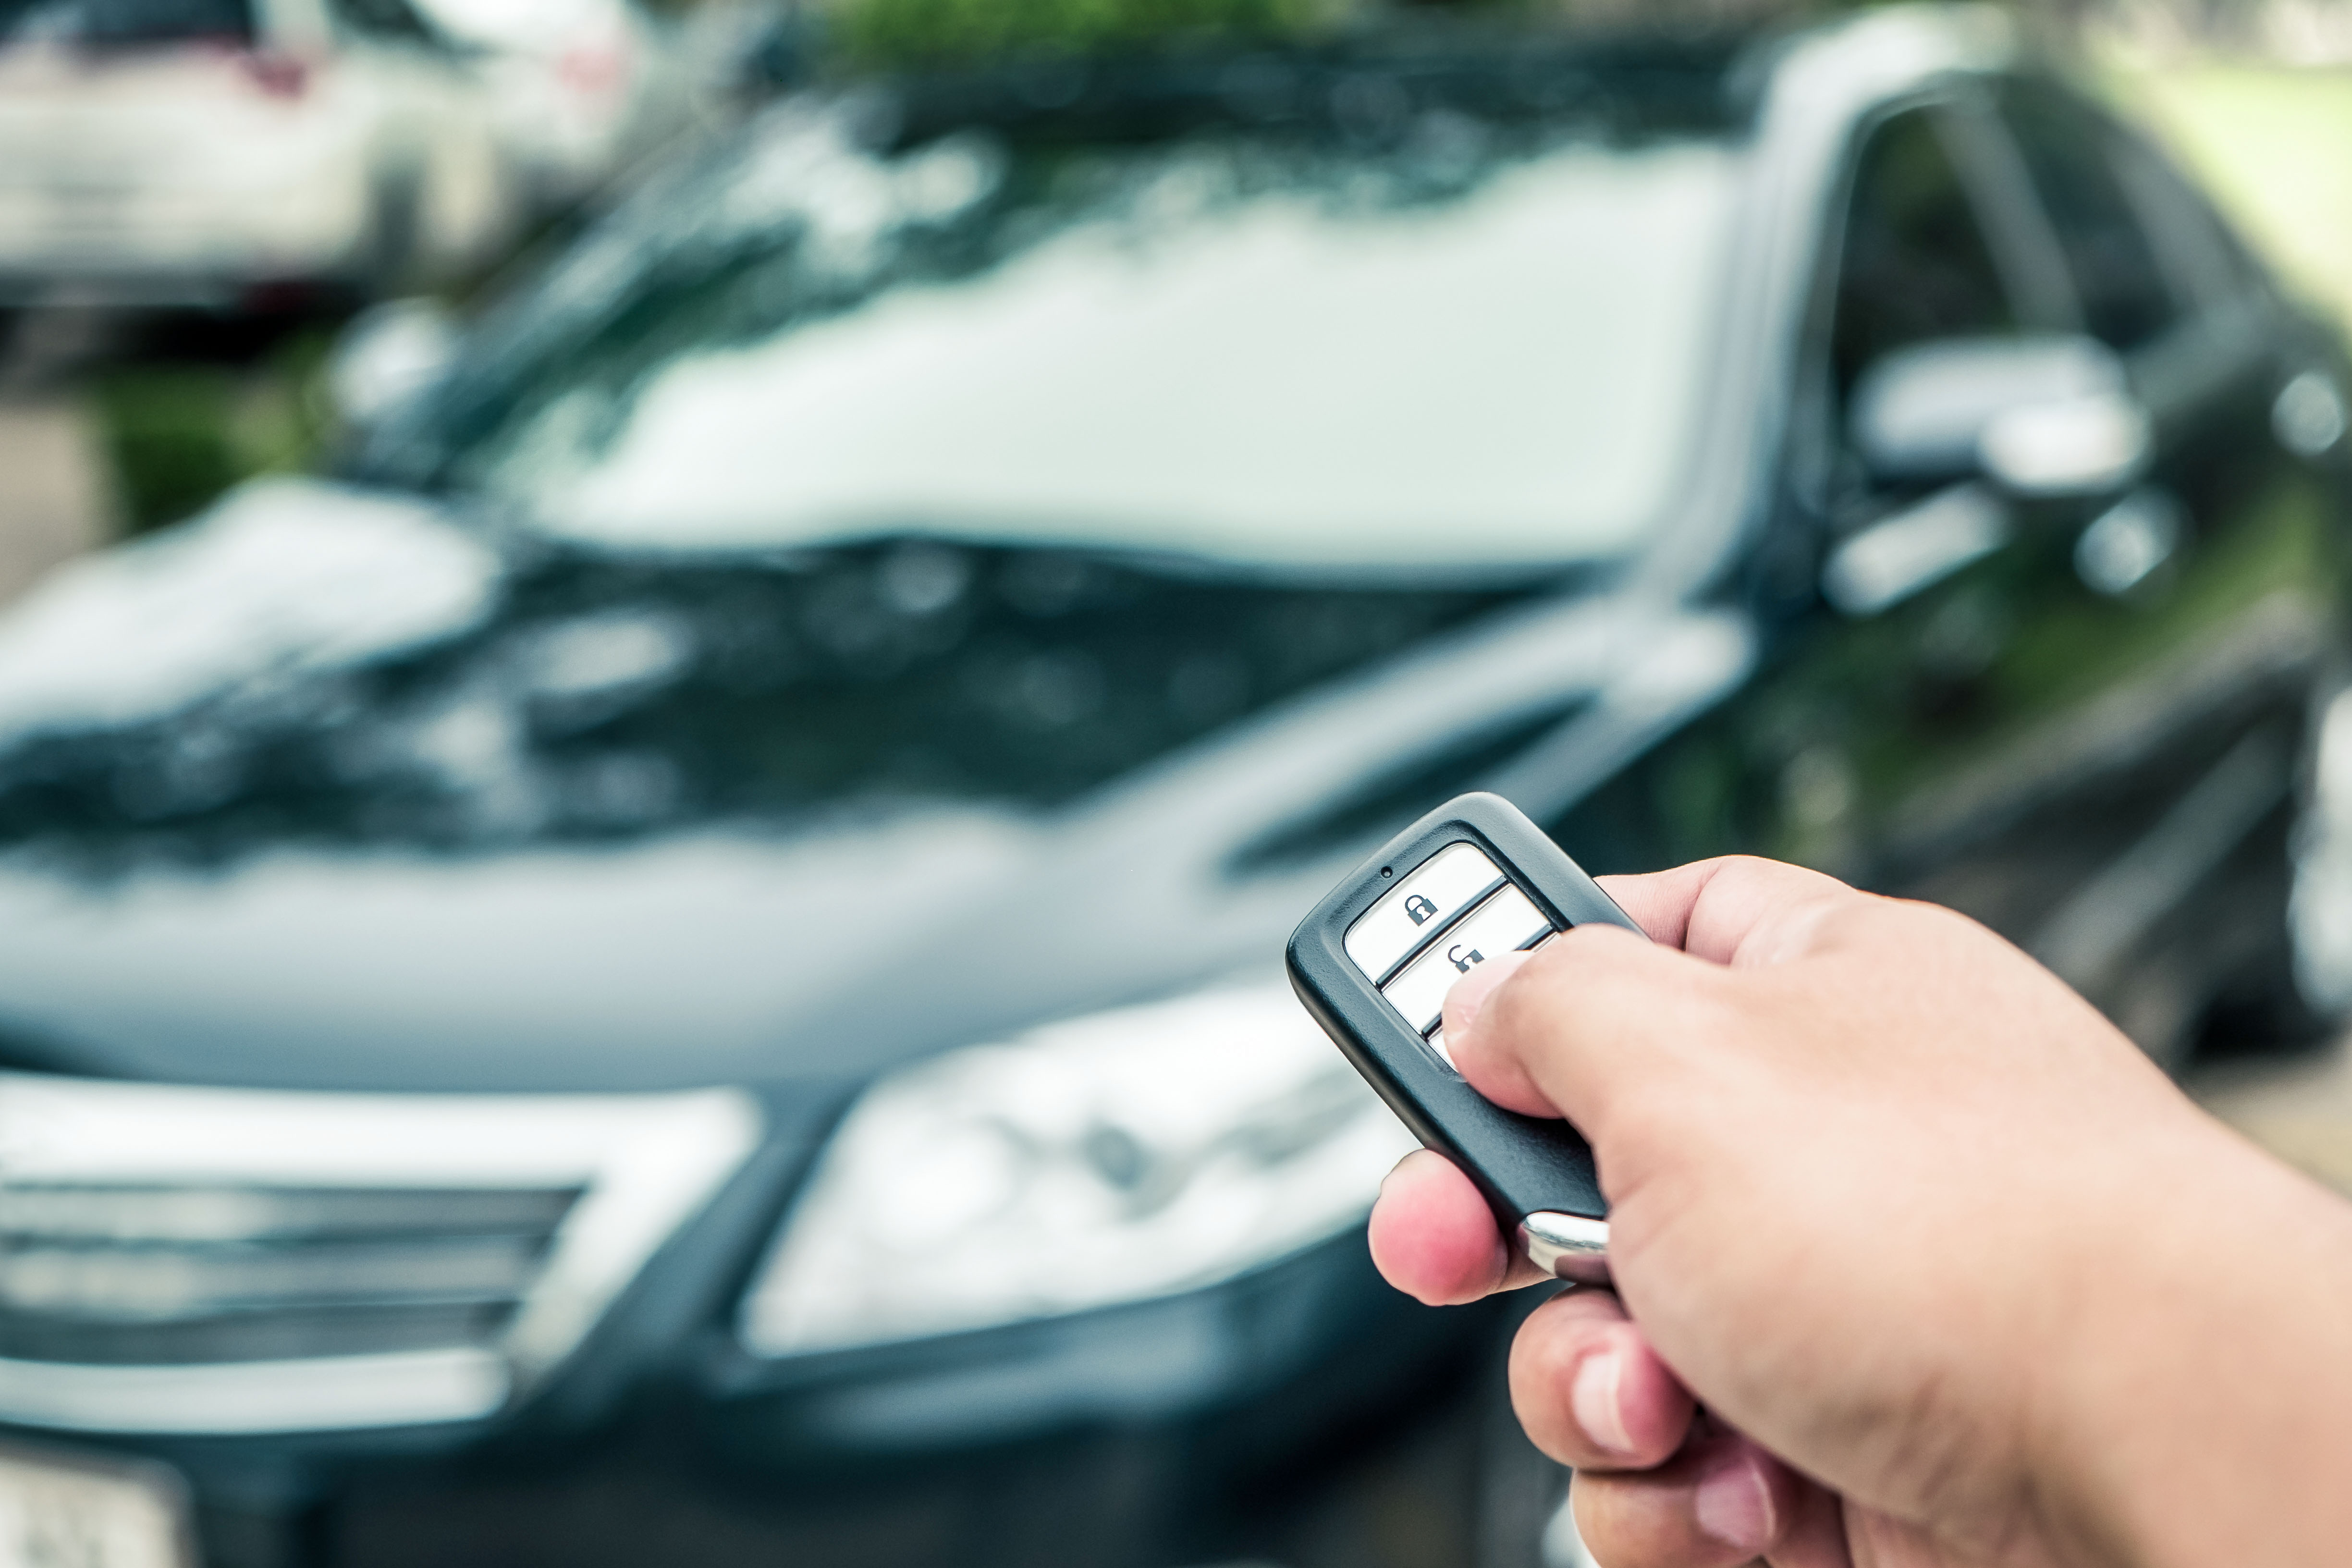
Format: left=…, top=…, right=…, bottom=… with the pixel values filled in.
left=1784, top=86, right=2045, bottom=521
left=1984, top=76, right=2276, bottom=431
left=1931, top=93, right=2082, bottom=336
left=1988, top=74, right=2196, bottom=356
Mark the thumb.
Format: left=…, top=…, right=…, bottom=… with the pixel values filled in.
left=1448, top=923, right=1735, bottom=1136
left=1435, top=948, right=1550, bottom=1116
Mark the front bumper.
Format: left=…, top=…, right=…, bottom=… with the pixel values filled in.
left=0, top=1068, right=1498, bottom=1567
left=5, top=1236, right=1498, bottom=1568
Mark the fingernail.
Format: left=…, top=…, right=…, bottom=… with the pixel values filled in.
left=1693, top=1449, right=1775, bottom=1554
left=1374, top=1152, right=1423, bottom=1207
left=1443, top=951, right=1523, bottom=1036
left=1570, top=1350, right=1633, bottom=1458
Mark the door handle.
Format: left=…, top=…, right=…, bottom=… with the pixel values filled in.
left=1822, top=483, right=2011, bottom=616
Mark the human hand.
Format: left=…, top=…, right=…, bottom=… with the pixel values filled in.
left=1369, top=857, right=2352, bottom=1568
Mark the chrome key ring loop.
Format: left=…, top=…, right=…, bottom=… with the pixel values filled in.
left=1520, top=1212, right=1612, bottom=1286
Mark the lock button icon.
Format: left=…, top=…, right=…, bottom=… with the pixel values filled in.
left=1404, top=894, right=1439, bottom=926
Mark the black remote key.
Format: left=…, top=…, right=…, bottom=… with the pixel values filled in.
left=1286, top=792, right=1645, bottom=1284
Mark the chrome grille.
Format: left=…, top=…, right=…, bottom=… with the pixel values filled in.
left=0, top=1074, right=762, bottom=1435
left=0, top=1182, right=583, bottom=1364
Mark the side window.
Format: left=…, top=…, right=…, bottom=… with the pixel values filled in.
left=1830, top=108, right=2018, bottom=410
left=1997, top=81, right=2181, bottom=350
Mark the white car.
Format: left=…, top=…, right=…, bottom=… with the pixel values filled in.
left=0, top=0, right=518, bottom=308
left=409, top=0, right=703, bottom=210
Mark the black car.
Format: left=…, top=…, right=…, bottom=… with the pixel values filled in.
left=2, top=8, right=2349, bottom=1567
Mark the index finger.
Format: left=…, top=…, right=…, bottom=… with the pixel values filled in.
left=1593, top=856, right=1856, bottom=968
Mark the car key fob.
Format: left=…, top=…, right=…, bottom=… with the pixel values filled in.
left=1285, top=791, right=1645, bottom=1285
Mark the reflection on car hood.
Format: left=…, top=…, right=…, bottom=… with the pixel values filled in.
left=0, top=605, right=1750, bottom=1093
left=0, top=483, right=1752, bottom=1092
left=0, top=479, right=1552, bottom=855
left=0, top=478, right=500, bottom=738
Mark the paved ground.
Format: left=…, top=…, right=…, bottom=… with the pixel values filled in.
left=0, top=309, right=116, bottom=604
left=0, top=395, right=111, bottom=602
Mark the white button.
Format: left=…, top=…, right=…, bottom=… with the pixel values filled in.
left=1421, top=931, right=1552, bottom=1075
left=1345, top=843, right=1506, bottom=981
left=1380, top=885, right=1553, bottom=1036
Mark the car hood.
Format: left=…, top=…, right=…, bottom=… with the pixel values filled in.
left=0, top=482, right=1752, bottom=1092
left=0, top=817, right=1039, bottom=1091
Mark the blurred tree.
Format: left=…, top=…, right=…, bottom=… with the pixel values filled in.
left=93, top=369, right=245, bottom=534
left=820, top=0, right=1923, bottom=69
left=815, top=0, right=2352, bottom=71
left=94, top=333, right=332, bottom=536
left=830, top=0, right=1341, bottom=65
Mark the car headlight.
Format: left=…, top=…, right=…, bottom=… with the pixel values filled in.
left=737, top=982, right=1415, bottom=1357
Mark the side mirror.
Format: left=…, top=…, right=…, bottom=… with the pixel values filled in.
left=329, top=298, right=460, bottom=434
left=1849, top=335, right=2150, bottom=498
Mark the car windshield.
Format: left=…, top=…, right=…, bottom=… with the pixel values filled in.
left=0, top=69, right=1752, bottom=863
left=385, top=97, right=1742, bottom=576
left=0, top=0, right=250, bottom=44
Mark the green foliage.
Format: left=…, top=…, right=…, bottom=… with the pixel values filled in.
left=94, top=333, right=332, bottom=535
left=832, top=0, right=1333, bottom=67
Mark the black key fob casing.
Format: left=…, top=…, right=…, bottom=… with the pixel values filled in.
left=1285, top=792, right=1645, bottom=1282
